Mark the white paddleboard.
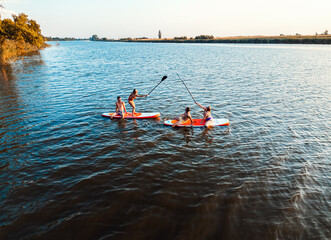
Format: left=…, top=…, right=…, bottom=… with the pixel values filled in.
left=102, top=112, right=160, bottom=119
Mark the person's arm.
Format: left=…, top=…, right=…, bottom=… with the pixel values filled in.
left=196, top=102, right=206, bottom=111
left=136, top=94, right=146, bottom=98
left=202, top=111, right=208, bottom=120
left=188, top=113, right=193, bottom=125
left=123, top=102, right=127, bottom=113
left=199, top=111, right=206, bottom=124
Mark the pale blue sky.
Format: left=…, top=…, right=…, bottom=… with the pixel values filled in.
left=1, top=0, right=330, bottom=38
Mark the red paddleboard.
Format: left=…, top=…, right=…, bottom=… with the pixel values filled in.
left=164, top=118, right=229, bottom=127
left=102, top=112, right=160, bottom=119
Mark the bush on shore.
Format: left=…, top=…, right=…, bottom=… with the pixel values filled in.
left=0, top=13, right=48, bottom=63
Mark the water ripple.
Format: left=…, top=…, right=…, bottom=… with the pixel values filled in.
left=0, top=42, right=330, bottom=239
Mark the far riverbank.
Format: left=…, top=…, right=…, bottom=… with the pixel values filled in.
left=93, top=35, right=331, bottom=44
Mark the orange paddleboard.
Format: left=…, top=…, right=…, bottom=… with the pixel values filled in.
left=164, top=118, right=229, bottom=127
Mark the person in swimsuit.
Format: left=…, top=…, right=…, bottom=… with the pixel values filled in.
left=172, top=107, right=193, bottom=127
left=196, top=102, right=213, bottom=127
left=128, top=89, right=148, bottom=116
left=111, top=96, right=127, bottom=119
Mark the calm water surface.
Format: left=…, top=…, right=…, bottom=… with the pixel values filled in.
left=0, top=41, right=330, bottom=239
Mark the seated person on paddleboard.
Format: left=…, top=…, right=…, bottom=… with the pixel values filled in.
left=128, top=89, right=148, bottom=116
left=173, top=107, right=193, bottom=127
left=111, top=96, right=127, bottom=119
left=195, top=102, right=213, bottom=127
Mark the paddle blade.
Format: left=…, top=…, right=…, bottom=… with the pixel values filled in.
left=161, top=75, right=167, bottom=81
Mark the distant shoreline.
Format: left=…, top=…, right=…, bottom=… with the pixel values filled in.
left=86, top=35, right=331, bottom=45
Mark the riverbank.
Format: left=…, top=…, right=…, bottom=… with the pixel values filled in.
left=0, top=40, right=49, bottom=64
left=94, top=35, right=331, bottom=44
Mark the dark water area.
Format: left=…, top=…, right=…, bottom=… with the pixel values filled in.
left=0, top=41, right=330, bottom=239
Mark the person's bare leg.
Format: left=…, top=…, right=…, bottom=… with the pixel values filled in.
left=129, top=101, right=135, bottom=116
left=205, top=120, right=213, bottom=128
left=172, top=120, right=180, bottom=128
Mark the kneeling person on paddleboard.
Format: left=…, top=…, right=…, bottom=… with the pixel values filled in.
left=196, top=102, right=213, bottom=127
left=111, top=96, right=127, bottom=119
left=173, top=107, right=193, bottom=127
left=128, top=89, right=148, bottom=116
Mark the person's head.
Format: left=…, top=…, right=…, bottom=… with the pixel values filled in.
left=132, top=89, right=137, bottom=94
left=185, top=107, right=190, bottom=113
left=117, top=96, right=121, bottom=101
left=206, top=106, right=211, bottom=112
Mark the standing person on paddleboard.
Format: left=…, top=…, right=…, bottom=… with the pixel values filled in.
left=111, top=96, right=127, bottom=119
left=196, top=102, right=213, bottom=127
left=128, top=89, right=148, bottom=116
left=172, top=107, right=193, bottom=127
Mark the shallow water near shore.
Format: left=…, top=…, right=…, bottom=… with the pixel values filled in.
left=0, top=41, right=330, bottom=239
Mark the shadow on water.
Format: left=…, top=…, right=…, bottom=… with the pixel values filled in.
left=179, top=126, right=229, bottom=145
left=116, top=118, right=128, bottom=130
left=170, top=125, right=226, bottom=145
left=180, top=127, right=194, bottom=144
left=201, top=127, right=215, bottom=144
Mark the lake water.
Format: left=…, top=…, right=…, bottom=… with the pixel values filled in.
left=0, top=41, right=330, bottom=239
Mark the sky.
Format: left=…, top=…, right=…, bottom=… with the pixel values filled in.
left=1, top=0, right=331, bottom=39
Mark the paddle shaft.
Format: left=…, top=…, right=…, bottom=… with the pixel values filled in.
left=147, top=81, right=162, bottom=95
left=177, top=74, right=197, bottom=103
left=147, top=76, right=167, bottom=96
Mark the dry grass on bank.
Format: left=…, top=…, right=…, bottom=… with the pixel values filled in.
left=214, top=35, right=331, bottom=40
left=0, top=40, right=49, bottom=64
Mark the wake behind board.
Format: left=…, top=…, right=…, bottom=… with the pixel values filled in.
left=102, top=112, right=160, bottom=119
left=164, top=118, right=229, bottom=127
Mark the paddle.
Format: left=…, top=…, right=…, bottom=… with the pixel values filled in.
left=177, top=73, right=197, bottom=103
left=146, top=75, right=167, bottom=96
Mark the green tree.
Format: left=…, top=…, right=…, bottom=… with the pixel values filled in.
left=1, top=18, right=16, bottom=41
left=90, top=35, right=99, bottom=41
left=195, top=35, right=214, bottom=40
